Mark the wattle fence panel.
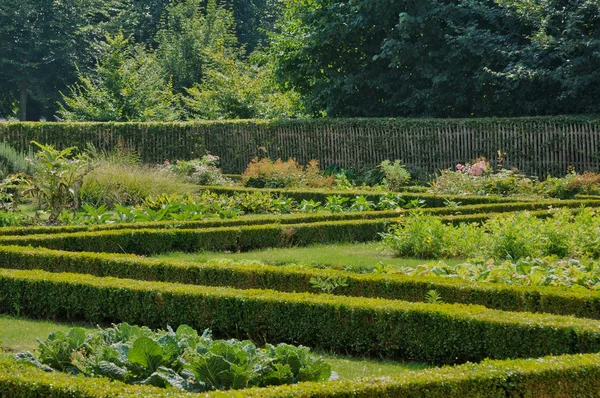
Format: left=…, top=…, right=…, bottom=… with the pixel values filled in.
left=1, top=117, right=599, bottom=179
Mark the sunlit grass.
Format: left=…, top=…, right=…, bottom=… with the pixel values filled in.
left=153, top=241, right=463, bottom=271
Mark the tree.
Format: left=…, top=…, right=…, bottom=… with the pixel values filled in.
left=156, top=0, right=240, bottom=94
left=0, top=0, right=120, bottom=120
left=184, top=50, right=303, bottom=119
left=272, top=0, right=600, bottom=117
left=58, top=33, right=181, bottom=122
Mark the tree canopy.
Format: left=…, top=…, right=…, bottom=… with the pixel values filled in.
left=0, top=0, right=598, bottom=120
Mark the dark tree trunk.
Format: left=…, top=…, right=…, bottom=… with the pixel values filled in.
left=19, top=80, right=28, bottom=121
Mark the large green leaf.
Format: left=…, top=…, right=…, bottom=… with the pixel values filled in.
left=127, top=336, right=165, bottom=373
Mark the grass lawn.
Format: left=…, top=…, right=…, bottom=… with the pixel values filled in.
left=0, top=315, right=430, bottom=379
left=153, top=242, right=462, bottom=271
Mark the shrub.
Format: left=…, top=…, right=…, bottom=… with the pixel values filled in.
left=27, top=141, right=93, bottom=220
left=4, top=268, right=600, bottom=364
left=80, top=160, right=192, bottom=207
left=379, top=160, right=411, bottom=190
left=161, top=154, right=232, bottom=186
left=241, top=158, right=333, bottom=189
left=0, top=141, right=32, bottom=177
left=432, top=158, right=537, bottom=196
left=382, top=208, right=600, bottom=260
left=380, top=211, right=478, bottom=258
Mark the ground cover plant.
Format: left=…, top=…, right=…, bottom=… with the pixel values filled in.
left=17, top=322, right=332, bottom=393
left=0, top=315, right=426, bottom=381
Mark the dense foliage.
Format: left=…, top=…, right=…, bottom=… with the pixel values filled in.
left=381, top=208, right=600, bottom=260
left=272, top=0, right=600, bottom=117
left=3, top=0, right=598, bottom=120
left=17, top=323, right=331, bottom=392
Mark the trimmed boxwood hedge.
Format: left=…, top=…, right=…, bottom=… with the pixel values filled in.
left=4, top=353, right=600, bottom=397
left=2, top=245, right=600, bottom=319
left=0, top=220, right=391, bottom=254
left=2, top=268, right=600, bottom=364
left=1, top=198, right=597, bottom=237
left=0, top=207, right=580, bottom=254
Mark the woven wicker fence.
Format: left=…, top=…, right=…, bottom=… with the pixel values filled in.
left=1, top=117, right=599, bottom=178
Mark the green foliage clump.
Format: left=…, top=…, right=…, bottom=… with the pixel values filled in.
left=161, top=154, right=231, bottom=186
left=58, top=33, right=181, bottom=122
left=27, top=141, right=93, bottom=220
left=432, top=159, right=537, bottom=196
left=382, top=207, right=600, bottom=261
left=379, top=160, right=411, bottom=191
left=17, top=323, right=330, bottom=392
left=0, top=142, right=32, bottom=177
left=272, top=0, right=600, bottom=117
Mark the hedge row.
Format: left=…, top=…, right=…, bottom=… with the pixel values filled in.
left=2, top=268, right=600, bottom=364
left=0, top=208, right=569, bottom=254
left=4, top=117, right=599, bottom=178
left=1, top=198, right=597, bottom=237
left=5, top=353, right=600, bottom=397
left=2, top=245, right=600, bottom=319
left=0, top=220, right=389, bottom=254
left=199, top=185, right=529, bottom=206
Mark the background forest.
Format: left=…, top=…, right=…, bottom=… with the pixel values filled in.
left=1, top=0, right=599, bottom=121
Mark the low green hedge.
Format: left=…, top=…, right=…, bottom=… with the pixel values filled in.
left=199, top=186, right=530, bottom=206
left=0, top=208, right=573, bottom=254
left=4, top=353, right=600, bottom=397
left=0, top=220, right=390, bottom=254
left=2, top=268, right=600, bottom=364
left=2, top=245, right=600, bottom=319
left=2, top=198, right=598, bottom=237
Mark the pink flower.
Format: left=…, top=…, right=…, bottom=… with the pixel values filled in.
left=456, top=164, right=465, bottom=172
left=468, top=160, right=487, bottom=176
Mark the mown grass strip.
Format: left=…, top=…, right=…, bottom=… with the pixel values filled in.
left=4, top=352, right=600, bottom=397
left=2, top=245, right=600, bottom=320
left=2, top=268, right=600, bottom=364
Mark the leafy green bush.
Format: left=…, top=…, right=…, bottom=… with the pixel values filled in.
left=161, top=154, right=232, bottom=186
left=6, top=353, right=600, bottom=397
left=5, top=244, right=600, bottom=319
left=4, top=268, right=600, bottom=364
left=432, top=159, right=537, bottom=196
left=18, top=323, right=330, bottom=392
left=382, top=208, right=600, bottom=260
left=379, top=160, right=411, bottom=190
left=0, top=141, right=32, bottom=177
left=27, top=141, right=93, bottom=220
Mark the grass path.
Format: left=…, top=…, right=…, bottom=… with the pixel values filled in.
left=0, top=315, right=429, bottom=379
left=154, top=242, right=462, bottom=271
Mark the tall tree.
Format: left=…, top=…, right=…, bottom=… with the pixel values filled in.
left=156, top=0, right=240, bottom=94
left=0, top=0, right=120, bottom=120
left=58, top=33, right=181, bottom=122
left=272, top=0, right=600, bottom=118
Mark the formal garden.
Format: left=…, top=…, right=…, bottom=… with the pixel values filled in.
left=0, top=117, right=597, bottom=396
left=2, top=0, right=600, bottom=395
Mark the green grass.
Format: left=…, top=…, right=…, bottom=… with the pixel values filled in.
left=153, top=242, right=462, bottom=271
left=0, top=315, right=429, bottom=378
left=0, top=315, right=95, bottom=359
